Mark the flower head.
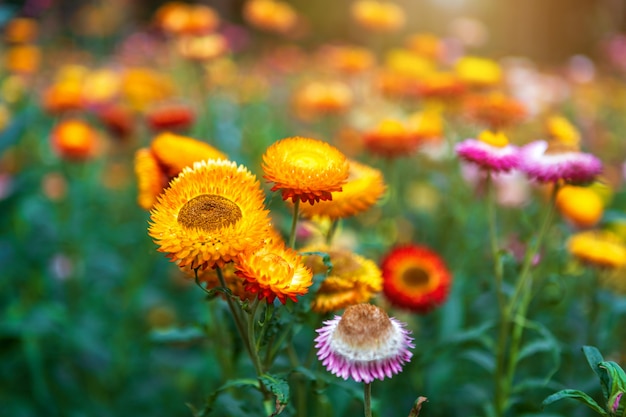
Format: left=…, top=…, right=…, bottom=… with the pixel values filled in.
left=567, top=230, right=626, bottom=269
left=51, top=119, right=99, bottom=161
left=455, top=130, right=520, bottom=172
left=146, top=102, right=195, bottom=132
left=519, top=140, right=602, bottom=184
left=350, top=0, right=406, bottom=33
left=148, top=159, right=273, bottom=270
left=262, top=137, right=349, bottom=205
left=362, top=119, right=422, bottom=158
left=236, top=240, right=313, bottom=304
left=381, top=244, right=452, bottom=313
left=464, top=92, right=527, bottom=131
left=298, top=160, right=386, bottom=220
left=243, top=0, right=298, bottom=34
left=293, top=80, right=353, bottom=120
left=556, top=185, right=604, bottom=228
left=315, top=303, right=414, bottom=383
left=302, top=245, right=383, bottom=313
left=135, top=148, right=169, bottom=210
left=455, top=56, right=502, bottom=89
left=150, top=131, right=227, bottom=177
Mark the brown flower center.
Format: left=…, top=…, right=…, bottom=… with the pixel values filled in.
left=336, top=304, right=392, bottom=348
left=177, top=194, right=242, bottom=232
left=402, top=266, right=430, bottom=287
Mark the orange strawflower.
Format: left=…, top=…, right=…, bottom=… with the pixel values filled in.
left=149, top=159, right=273, bottom=270
left=134, top=148, right=169, bottom=210
left=81, top=69, right=121, bottom=107
left=42, top=81, right=84, bottom=115
left=318, top=45, right=375, bottom=75
left=121, top=68, right=176, bottom=112
left=302, top=245, right=383, bottom=313
left=236, top=240, right=313, bottom=303
left=243, top=0, right=298, bottom=34
left=464, top=92, right=527, bottom=131
left=262, top=137, right=350, bottom=205
left=50, top=119, right=99, bottom=161
left=405, top=33, right=444, bottom=62
left=299, top=159, right=386, bottom=220
left=150, top=132, right=227, bottom=177
left=381, top=244, right=452, bottom=314
left=454, top=56, right=502, bottom=89
left=415, top=71, right=466, bottom=103
left=351, top=0, right=405, bottom=33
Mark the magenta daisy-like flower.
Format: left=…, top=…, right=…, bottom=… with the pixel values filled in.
left=315, top=303, right=414, bottom=383
left=519, top=140, right=602, bottom=183
left=455, top=131, right=520, bottom=172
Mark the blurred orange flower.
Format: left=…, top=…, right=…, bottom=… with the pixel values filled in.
left=42, top=81, right=84, bottom=115
left=176, top=33, right=229, bottom=61
left=405, top=33, right=444, bottom=62
left=154, top=2, right=220, bottom=36
left=5, top=45, right=41, bottom=75
left=243, top=0, right=298, bottom=34
left=4, top=17, right=39, bottom=43
left=351, top=0, right=405, bottom=33
left=556, top=185, right=604, bottom=228
left=415, top=71, right=466, bottom=103
left=362, top=119, right=421, bottom=158
left=463, top=92, right=527, bottom=131
left=318, top=45, right=375, bottom=75
left=262, top=137, right=349, bottom=205
left=145, top=102, right=196, bottom=132
left=293, top=80, right=353, bottom=120
left=50, top=119, right=99, bottom=161
left=121, top=68, right=176, bottom=112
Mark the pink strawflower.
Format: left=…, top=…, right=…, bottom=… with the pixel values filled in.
left=315, top=304, right=414, bottom=383
left=455, top=135, right=520, bottom=172
left=519, top=140, right=602, bottom=184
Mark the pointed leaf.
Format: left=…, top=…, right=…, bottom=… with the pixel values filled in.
left=583, top=346, right=610, bottom=400
left=542, top=389, right=609, bottom=416
left=201, top=378, right=260, bottom=416
left=260, top=374, right=290, bottom=416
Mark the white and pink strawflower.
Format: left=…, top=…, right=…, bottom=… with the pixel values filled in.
left=455, top=130, right=520, bottom=172
left=519, top=140, right=602, bottom=184
left=315, top=303, right=414, bottom=383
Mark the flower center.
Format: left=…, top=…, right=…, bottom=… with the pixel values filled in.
left=290, top=151, right=324, bottom=170
left=336, top=304, right=392, bottom=348
left=402, top=266, right=430, bottom=288
left=478, top=130, right=508, bottom=148
left=260, top=253, right=294, bottom=279
left=177, top=194, right=242, bottom=232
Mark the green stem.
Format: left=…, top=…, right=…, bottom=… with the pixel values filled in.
left=326, top=219, right=339, bottom=245
left=364, top=382, right=373, bottom=417
left=246, top=298, right=265, bottom=377
left=486, top=170, right=506, bottom=314
left=493, top=182, right=560, bottom=417
left=289, top=199, right=300, bottom=249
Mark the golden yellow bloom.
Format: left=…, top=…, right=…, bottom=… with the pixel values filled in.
left=299, top=160, right=386, bottom=220
left=556, top=185, right=604, bottom=228
left=415, top=71, right=466, bottom=102
left=82, top=69, right=121, bottom=107
left=243, top=0, right=298, bottom=34
left=149, top=159, right=273, bottom=270
left=478, top=130, right=509, bottom=148
left=568, top=231, right=626, bottom=269
left=455, top=56, right=502, bottom=88
left=302, top=245, right=383, bottom=313
left=150, top=132, right=227, bottom=177
left=236, top=241, right=313, bottom=304
left=545, top=115, right=580, bottom=148
left=362, top=118, right=422, bottom=158
left=121, top=68, right=175, bottom=112
left=407, top=109, right=444, bottom=141
left=351, top=0, right=405, bottom=33
left=262, top=137, right=349, bottom=205
left=134, top=148, right=168, bottom=210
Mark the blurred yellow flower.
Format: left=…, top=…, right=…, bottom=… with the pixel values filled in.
left=299, top=159, right=386, bottom=220
left=50, top=119, right=99, bottom=161
left=455, top=56, right=502, bottom=88
left=556, top=185, right=604, bottom=228
left=134, top=148, right=168, bottom=210
left=407, top=109, right=444, bottom=142
left=568, top=230, right=626, bottom=269
left=5, top=45, right=41, bottom=74
left=363, top=118, right=422, bottom=158
left=405, top=33, right=444, bottom=61
left=151, top=132, right=227, bottom=177
left=302, top=245, right=383, bottom=313
left=293, top=80, right=353, bottom=120
left=243, top=0, right=298, bottom=34
left=154, top=2, right=220, bottom=36
left=176, top=34, right=229, bottom=61
left=318, top=45, right=375, bottom=75
left=121, top=68, right=176, bottom=112
left=350, top=0, right=405, bottom=33
left=545, top=115, right=580, bottom=148
left=82, top=69, right=121, bottom=107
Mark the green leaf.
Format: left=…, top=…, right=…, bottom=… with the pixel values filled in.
left=542, top=389, right=609, bottom=416
left=583, top=346, right=611, bottom=400
left=201, top=378, right=260, bottom=416
left=439, top=320, right=496, bottom=351
left=260, top=374, right=290, bottom=416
